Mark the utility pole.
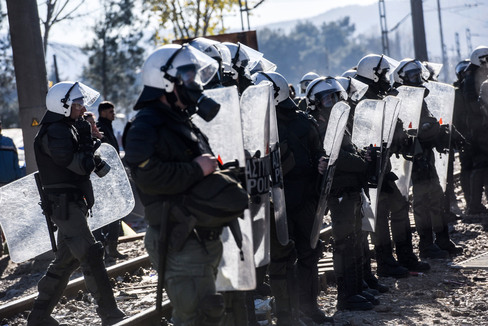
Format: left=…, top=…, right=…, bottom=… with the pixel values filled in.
left=466, top=28, right=473, bottom=54
left=455, top=32, right=461, bottom=62
left=378, top=0, right=390, bottom=56
left=436, top=0, right=448, bottom=81
left=6, top=0, right=48, bottom=173
left=410, top=0, right=428, bottom=61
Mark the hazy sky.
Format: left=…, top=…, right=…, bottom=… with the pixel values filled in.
left=47, top=0, right=379, bottom=46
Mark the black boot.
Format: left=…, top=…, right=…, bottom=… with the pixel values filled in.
left=467, top=169, right=488, bottom=215
left=418, top=231, right=449, bottom=259
left=297, top=253, right=333, bottom=324
left=84, top=242, right=126, bottom=326
left=435, top=226, right=463, bottom=256
left=395, top=227, right=430, bottom=272
left=336, top=277, right=373, bottom=311
left=105, top=240, right=128, bottom=260
left=27, top=260, right=79, bottom=326
left=334, top=238, right=373, bottom=311
left=270, top=265, right=309, bottom=326
left=375, top=245, right=409, bottom=278
left=395, top=241, right=430, bottom=272
left=362, top=253, right=389, bottom=293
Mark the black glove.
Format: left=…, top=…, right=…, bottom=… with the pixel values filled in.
left=94, top=154, right=111, bottom=177
left=435, top=124, right=450, bottom=154
left=74, top=118, right=94, bottom=153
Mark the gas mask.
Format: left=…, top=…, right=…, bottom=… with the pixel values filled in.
left=176, top=64, right=220, bottom=122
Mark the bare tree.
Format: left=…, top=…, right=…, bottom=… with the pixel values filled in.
left=38, top=0, right=86, bottom=54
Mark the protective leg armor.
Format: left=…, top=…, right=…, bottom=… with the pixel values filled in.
left=198, top=293, right=225, bottom=326
left=83, top=242, right=126, bottom=325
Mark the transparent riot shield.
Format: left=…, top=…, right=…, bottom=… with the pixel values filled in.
left=310, top=101, right=350, bottom=248
left=268, top=88, right=289, bottom=246
left=0, top=143, right=135, bottom=263
left=390, top=86, right=425, bottom=200
left=351, top=99, right=385, bottom=231
left=194, top=86, right=256, bottom=291
left=383, top=96, right=402, bottom=149
left=240, top=83, right=271, bottom=268
left=424, top=81, right=456, bottom=192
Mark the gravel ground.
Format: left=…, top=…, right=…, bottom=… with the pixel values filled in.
left=1, top=175, right=488, bottom=326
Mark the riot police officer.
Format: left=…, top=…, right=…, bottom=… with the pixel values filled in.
left=253, top=71, right=332, bottom=324
left=306, top=77, right=375, bottom=311
left=462, top=46, right=488, bottom=214
left=354, top=54, right=430, bottom=276
left=392, top=59, right=462, bottom=258
left=123, top=44, right=228, bottom=326
left=453, top=59, right=472, bottom=212
left=28, top=82, right=126, bottom=326
left=296, top=72, right=320, bottom=111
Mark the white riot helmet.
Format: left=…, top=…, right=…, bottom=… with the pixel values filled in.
left=305, top=77, right=347, bottom=111
left=299, top=72, right=320, bottom=94
left=141, top=44, right=219, bottom=93
left=139, top=44, right=221, bottom=121
left=422, top=61, right=443, bottom=81
left=250, top=57, right=277, bottom=75
left=393, top=58, right=429, bottom=86
left=341, top=69, right=357, bottom=78
left=356, top=54, right=398, bottom=83
left=223, top=42, right=263, bottom=79
left=455, top=59, right=470, bottom=80
left=336, top=76, right=368, bottom=102
left=46, top=81, right=100, bottom=117
left=470, top=46, right=488, bottom=66
left=189, top=37, right=232, bottom=74
left=252, top=71, right=296, bottom=109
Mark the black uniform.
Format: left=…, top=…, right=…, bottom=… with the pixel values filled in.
left=28, top=111, right=125, bottom=326
left=269, top=102, right=327, bottom=324
left=124, top=99, right=225, bottom=325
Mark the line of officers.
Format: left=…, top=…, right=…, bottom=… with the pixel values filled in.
left=27, top=39, right=488, bottom=326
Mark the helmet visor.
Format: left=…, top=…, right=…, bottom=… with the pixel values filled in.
left=348, top=78, right=369, bottom=102
left=214, top=43, right=232, bottom=73
left=238, top=43, right=264, bottom=72
left=172, top=45, right=219, bottom=86
left=316, top=90, right=341, bottom=108
left=376, top=55, right=399, bottom=82
left=69, top=82, right=100, bottom=107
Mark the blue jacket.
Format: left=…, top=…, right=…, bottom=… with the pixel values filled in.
left=0, top=134, right=22, bottom=184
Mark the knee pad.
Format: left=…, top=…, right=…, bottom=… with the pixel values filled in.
left=199, top=293, right=225, bottom=326
left=84, top=241, right=105, bottom=268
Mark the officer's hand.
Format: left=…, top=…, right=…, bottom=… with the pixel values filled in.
left=318, top=156, right=328, bottom=175
left=194, top=154, right=218, bottom=176
left=74, top=118, right=92, bottom=138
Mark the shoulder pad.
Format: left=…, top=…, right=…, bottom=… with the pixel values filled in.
left=46, top=121, right=75, bottom=140
left=124, top=108, right=164, bottom=167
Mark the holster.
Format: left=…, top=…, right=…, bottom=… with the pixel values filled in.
left=48, top=193, right=70, bottom=221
